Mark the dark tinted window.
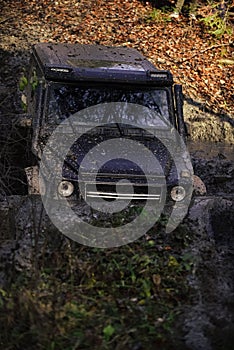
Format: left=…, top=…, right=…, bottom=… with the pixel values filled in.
left=46, top=83, right=170, bottom=127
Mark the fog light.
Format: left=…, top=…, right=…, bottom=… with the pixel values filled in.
left=171, top=186, right=186, bottom=202
left=58, top=181, right=74, bottom=197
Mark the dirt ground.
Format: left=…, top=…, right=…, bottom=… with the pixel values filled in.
left=0, top=0, right=233, bottom=144
left=0, top=1, right=234, bottom=349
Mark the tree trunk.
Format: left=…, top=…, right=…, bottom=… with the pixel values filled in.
left=175, top=0, right=185, bottom=13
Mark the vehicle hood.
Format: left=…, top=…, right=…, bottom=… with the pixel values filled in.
left=62, top=131, right=175, bottom=181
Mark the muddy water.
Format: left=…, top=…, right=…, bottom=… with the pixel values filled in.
left=0, top=18, right=233, bottom=350
left=0, top=137, right=233, bottom=350
left=188, top=140, right=234, bottom=161
left=177, top=141, right=234, bottom=350
left=188, top=141, right=234, bottom=198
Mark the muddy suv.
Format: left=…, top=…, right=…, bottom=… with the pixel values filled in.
left=22, top=43, right=194, bottom=208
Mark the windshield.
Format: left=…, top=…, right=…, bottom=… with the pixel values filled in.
left=46, top=83, right=171, bottom=127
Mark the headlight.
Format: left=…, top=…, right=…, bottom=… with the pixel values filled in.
left=58, top=181, right=74, bottom=197
left=180, top=170, right=191, bottom=178
left=171, top=186, right=186, bottom=202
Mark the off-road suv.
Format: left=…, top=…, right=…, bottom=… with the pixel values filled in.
left=22, top=43, right=196, bottom=209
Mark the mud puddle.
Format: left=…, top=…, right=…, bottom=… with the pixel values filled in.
left=187, top=141, right=234, bottom=197
left=0, top=138, right=233, bottom=350
left=188, top=140, right=234, bottom=161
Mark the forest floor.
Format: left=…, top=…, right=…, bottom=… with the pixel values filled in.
left=0, top=1, right=234, bottom=349
left=0, top=0, right=233, bottom=142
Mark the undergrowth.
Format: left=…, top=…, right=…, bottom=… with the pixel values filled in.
left=199, top=1, right=233, bottom=38
left=0, top=222, right=194, bottom=350
left=146, top=1, right=233, bottom=39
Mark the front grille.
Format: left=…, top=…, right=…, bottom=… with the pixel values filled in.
left=84, top=182, right=162, bottom=201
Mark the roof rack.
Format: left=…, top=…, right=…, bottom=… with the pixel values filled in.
left=33, top=43, right=173, bottom=85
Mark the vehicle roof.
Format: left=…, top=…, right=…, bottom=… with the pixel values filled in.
left=32, top=42, right=173, bottom=85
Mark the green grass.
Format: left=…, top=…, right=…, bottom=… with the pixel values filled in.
left=200, top=11, right=233, bottom=38
left=145, top=7, right=172, bottom=24
left=0, top=224, right=194, bottom=349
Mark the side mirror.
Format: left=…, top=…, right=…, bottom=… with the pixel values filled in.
left=174, top=85, right=187, bottom=140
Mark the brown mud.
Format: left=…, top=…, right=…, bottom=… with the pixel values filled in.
left=0, top=2, right=233, bottom=349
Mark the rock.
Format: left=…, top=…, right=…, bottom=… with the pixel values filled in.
left=184, top=100, right=234, bottom=145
